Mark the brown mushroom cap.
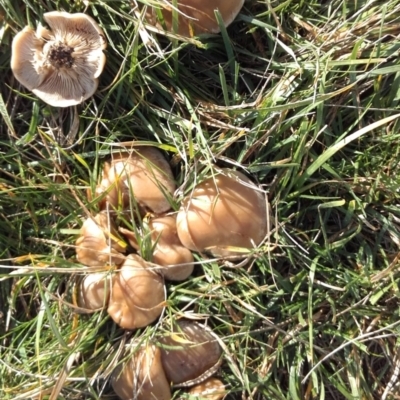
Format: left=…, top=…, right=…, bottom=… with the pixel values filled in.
left=77, top=272, right=112, bottom=312
left=176, top=169, right=268, bottom=257
left=75, top=213, right=126, bottom=267
left=107, top=254, right=165, bottom=330
left=11, top=12, right=106, bottom=107
left=111, top=344, right=171, bottom=400
left=96, top=147, right=176, bottom=214
left=120, top=215, right=194, bottom=281
left=145, top=0, right=244, bottom=36
left=158, top=320, right=222, bottom=387
left=150, top=216, right=194, bottom=280
left=187, top=377, right=226, bottom=400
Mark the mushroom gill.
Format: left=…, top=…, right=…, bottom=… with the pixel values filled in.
left=11, top=11, right=106, bottom=107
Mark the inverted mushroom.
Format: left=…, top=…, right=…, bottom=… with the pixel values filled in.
left=111, top=344, right=171, bottom=400
left=96, top=147, right=176, bottom=214
left=107, top=254, right=165, bottom=330
left=176, top=168, right=268, bottom=257
left=145, top=0, right=244, bottom=37
left=120, top=215, right=194, bottom=281
left=11, top=12, right=107, bottom=107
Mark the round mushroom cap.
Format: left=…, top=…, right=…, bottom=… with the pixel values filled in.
left=107, top=254, right=165, bottom=330
left=121, top=215, right=194, bottom=281
left=96, top=147, right=176, bottom=214
left=75, top=213, right=126, bottom=267
left=111, top=344, right=171, bottom=400
left=187, top=378, right=227, bottom=400
left=11, top=12, right=107, bottom=107
left=145, top=0, right=244, bottom=36
left=176, top=169, right=268, bottom=257
left=150, top=216, right=194, bottom=280
left=158, top=320, right=222, bottom=387
left=77, top=272, right=112, bottom=312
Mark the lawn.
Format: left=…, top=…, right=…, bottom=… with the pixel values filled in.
left=1, top=0, right=400, bottom=399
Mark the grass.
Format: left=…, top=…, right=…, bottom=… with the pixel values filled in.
left=1, top=0, right=400, bottom=399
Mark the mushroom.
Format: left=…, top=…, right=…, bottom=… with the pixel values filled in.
left=120, top=215, right=194, bottom=281
left=145, top=0, right=244, bottom=37
left=96, top=147, right=176, bottom=214
left=111, top=344, right=171, bottom=400
left=187, top=378, right=226, bottom=400
left=107, top=254, right=165, bottom=330
left=158, top=320, right=222, bottom=387
left=176, top=168, right=268, bottom=257
left=76, top=272, right=112, bottom=312
left=11, top=11, right=106, bottom=107
left=75, top=213, right=126, bottom=267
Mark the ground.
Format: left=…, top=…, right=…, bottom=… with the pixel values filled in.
left=1, top=1, right=400, bottom=399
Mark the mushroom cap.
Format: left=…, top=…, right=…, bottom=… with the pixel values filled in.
left=77, top=272, right=112, bottom=312
left=158, top=320, right=222, bottom=387
left=75, top=213, right=126, bottom=267
left=107, top=254, right=165, bottom=330
left=111, top=344, right=171, bottom=400
left=96, top=147, right=176, bottom=214
left=120, top=215, right=194, bottom=281
left=176, top=169, right=268, bottom=257
left=145, top=0, right=244, bottom=36
left=11, top=12, right=106, bottom=107
left=149, top=216, right=194, bottom=280
left=187, top=377, right=227, bottom=400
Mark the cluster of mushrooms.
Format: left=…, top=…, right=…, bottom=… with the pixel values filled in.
left=74, top=146, right=268, bottom=399
left=9, top=1, right=268, bottom=399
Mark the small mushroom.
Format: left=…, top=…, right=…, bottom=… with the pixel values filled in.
left=96, top=147, right=176, bottom=214
left=158, top=320, right=222, bottom=387
left=111, top=344, right=171, bottom=400
left=75, top=213, right=126, bottom=267
left=120, top=215, right=194, bottom=281
left=76, top=272, right=112, bottom=312
left=107, top=254, right=165, bottom=330
left=11, top=12, right=107, bottom=107
left=176, top=169, right=268, bottom=257
left=145, top=0, right=244, bottom=37
left=187, top=378, right=226, bottom=400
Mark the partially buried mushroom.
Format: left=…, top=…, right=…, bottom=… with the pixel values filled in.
left=176, top=168, right=268, bottom=257
left=11, top=11, right=106, bottom=107
left=111, top=344, right=171, bottom=400
left=96, top=147, right=176, bottom=214
left=120, top=215, right=194, bottom=281
left=107, top=254, right=165, bottom=330
left=145, top=0, right=244, bottom=37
